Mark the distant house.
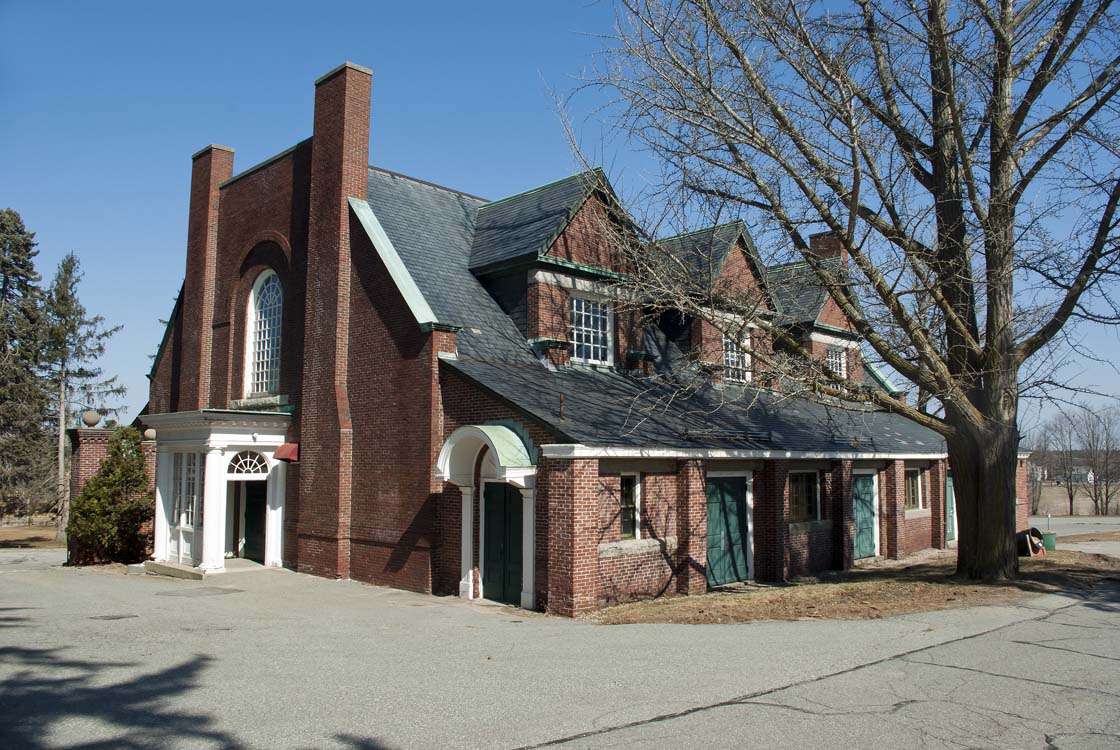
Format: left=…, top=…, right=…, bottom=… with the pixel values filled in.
left=120, top=63, right=1030, bottom=615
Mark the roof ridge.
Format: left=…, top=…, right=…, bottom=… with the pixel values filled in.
left=477, top=167, right=603, bottom=211
left=367, top=165, right=488, bottom=203
left=660, top=220, right=743, bottom=242
left=768, top=255, right=842, bottom=273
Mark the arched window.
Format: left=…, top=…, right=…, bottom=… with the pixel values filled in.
left=246, top=271, right=282, bottom=396
left=228, top=451, right=269, bottom=476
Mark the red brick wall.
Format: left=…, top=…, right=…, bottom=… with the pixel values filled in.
left=148, top=298, right=183, bottom=415
left=545, top=192, right=628, bottom=272
left=596, top=469, right=678, bottom=604
left=540, top=457, right=599, bottom=616
left=179, top=146, right=234, bottom=411
left=786, top=468, right=836, bottom=577
left=754, top=460, right=790, bottom=581
left=1016, top=457, right=1030, bottom=531
left=297, top=63, right=371, bottom=579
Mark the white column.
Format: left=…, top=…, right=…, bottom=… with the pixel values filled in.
left=199, top=448, right=228, bottom=572
left=264, top=460, right=286, bottom=567
left=459, top=486, right=474, bottom=599
left=153, top=450, right=172, bottom=561
left=520, top=487, right=536, bottom=610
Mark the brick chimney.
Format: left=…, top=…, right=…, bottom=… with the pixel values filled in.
left=180, top=145, right=234, bottom=411
left=808, top=231, right=848, bottom=263
left=299, top=62, right=372, bottom=579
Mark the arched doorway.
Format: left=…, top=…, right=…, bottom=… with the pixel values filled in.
left=227, top=451, right=270, bottom=564
left=436, top=425, right=536, bottom=608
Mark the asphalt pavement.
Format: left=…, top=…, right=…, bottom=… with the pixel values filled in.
left=1, top=548, right=1117, bottom=749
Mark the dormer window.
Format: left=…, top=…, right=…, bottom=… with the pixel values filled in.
left=246, top=270, right=282, bottom=396
left=569, top=296, right=612, bottom=365
left=723, top=332, right=751, bottom=382
left=825, top=346, right=847, bottom=380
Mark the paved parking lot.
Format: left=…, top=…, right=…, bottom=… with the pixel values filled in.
left=2, top=548, right=1118, bottom=749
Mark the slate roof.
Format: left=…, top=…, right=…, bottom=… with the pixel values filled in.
left=359, top=165, right=943, bottom=455
left=364, top=167, right=536, bottom=363
left=469, top=169, right=603, bottom=272
left=766, top=258, right=844, bottom=325
left=445, top=358, right=943, bottom=454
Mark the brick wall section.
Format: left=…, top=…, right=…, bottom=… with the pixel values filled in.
left=596, top=469, right=678, bottom=604
left=540, top=457, right=599, bottom=616
left=148, top=299, right=183, bottom=415
left=1016, top=457, right=1030, bottom=531
left=930, top=460, right=947, bottom=548
left=673, top=459, right=708, bottom=593
left=179, top=146, right=234, bottom=411
left=754, top=460, right=790, bottom=581
left=787, top=468, right=835, bottom=577
left=67, top=430, right=156, bottom=563
left=297, top=63, right=371, bottom=579
left=546, top=192, right=628, bottom=271
left=830, top=460, right=854, bottom=571
left=881, top=460, right=905, bottom=559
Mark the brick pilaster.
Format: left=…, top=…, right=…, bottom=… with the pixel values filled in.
left=883, top=460, right=905, bottom=559
left=929, top=459, right=946, bottom=548
left=755, top=460, right=790, bottom=582
left=180, top=145, right=234, bottom=410
left=675, top=459, right=707, bottom=594
left=298, top=62, right=372, bottom=578
left=830, top=460, right=854, bottom=570
left=542, top=457, right=598, bottom=616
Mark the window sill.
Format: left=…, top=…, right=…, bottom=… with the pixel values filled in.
left=598, top=536, right=677, bottom=559
left=905, top=508, right=932, bottom=520
left=790, top=519, right=832, bottom=533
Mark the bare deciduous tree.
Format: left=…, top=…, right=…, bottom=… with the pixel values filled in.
left=596, top=0, right=1120, bottom=579
left=1075, top=406, right=1120, bottom=515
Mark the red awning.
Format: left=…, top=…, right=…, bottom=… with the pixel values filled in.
left=275, top=443, right=299, bottom=463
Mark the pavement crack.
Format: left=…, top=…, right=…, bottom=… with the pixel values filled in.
left=1008, top=639, right=1120, bottom=662
left=511, top=599, right=1086, bottom=750
left=900, top=657, right=1120, bottom=699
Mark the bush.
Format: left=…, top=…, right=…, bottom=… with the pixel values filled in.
left=67, top=426, right=153, bottom=563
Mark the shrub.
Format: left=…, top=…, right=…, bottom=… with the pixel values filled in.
left=67, top=426, right=153, bottom=563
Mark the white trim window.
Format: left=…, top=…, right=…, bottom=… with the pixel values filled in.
left=825, top=346, right=847, bottom=380
left=246, top=271, right=283, bottom=396
left=569, top=296, right=612, bottom=365
left=723, top=332, right=752, bottom=382
left=789, top=471, right=821, bottom=522
left=619, top=474, right=641, bottom=540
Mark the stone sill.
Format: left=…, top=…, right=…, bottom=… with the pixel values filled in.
left=790, top=519, right=832, bottom=533
left=598, top=536, right=677, bottom=559
left=905, top=508, right=932, bottom=520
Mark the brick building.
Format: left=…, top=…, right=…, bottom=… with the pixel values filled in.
left=140, top=62, right=1028, bottom=615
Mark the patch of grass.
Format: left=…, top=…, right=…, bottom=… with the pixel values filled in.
left=1059, top=530, right=1120, bottom=543
left=0, top=524, right=65, bottom=549
left=588, top=550, right=1119, bottom=625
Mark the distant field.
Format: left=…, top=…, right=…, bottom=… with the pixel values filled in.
left=0, top=523, right=64, bottom=549
left=1036, top=484, right=1118, bottom=516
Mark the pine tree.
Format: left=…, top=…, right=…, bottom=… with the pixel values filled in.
left=0, top=209, right=51, bottom=518
left=67, top=426, right=153, bottom=563
left=43, top=253, right=125, bottom=538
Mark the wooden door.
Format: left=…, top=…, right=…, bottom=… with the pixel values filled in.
left=243, top=481, right=267, bottom=564
left=853, top=473, right=877, bottom=559
left=705, top=476, right=751, bottom=587
left=482, top=483, right=523, bottom=605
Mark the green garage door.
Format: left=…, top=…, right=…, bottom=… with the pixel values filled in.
left=853, top=474, right=877, bottom=559
left=706, top=476, right=752, bottom=587
left=483, top=483, right=523, bottom=605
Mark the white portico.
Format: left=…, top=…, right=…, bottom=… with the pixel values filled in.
left=144, top=410, right=292, bottom=573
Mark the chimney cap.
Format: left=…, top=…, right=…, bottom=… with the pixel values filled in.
left=315, top=61, right=373, bottom=86
left=191, top=144, right=235, bottom=160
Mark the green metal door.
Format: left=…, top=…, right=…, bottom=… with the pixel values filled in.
left=705, top=476, right=751, bottom=587
left=243, top=481, right=267, bottom=564
left=945, top=473, right=956, bottom=542
left=852, top=474, right=877, bottom=559
left=482, top=483, right=523, bottom=605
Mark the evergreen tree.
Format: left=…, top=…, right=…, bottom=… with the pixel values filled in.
left=0, top=209, right=51, bottom=516
left=67, top=426, right=153, bottom=563
left=43, top=253, right=125, bottom=537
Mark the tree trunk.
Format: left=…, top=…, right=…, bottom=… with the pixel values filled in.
left=55, top=371, right=67, bottom=541
left=949, top=419, right=1020, bottom=581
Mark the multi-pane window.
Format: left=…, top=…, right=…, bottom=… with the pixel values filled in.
left=723, top=333, right=752, bottom=382
left=248, top=271, right=283, bottom=395
left=182, top=454, right=198, bottom=526
left=619, top=474, right=639, bottom=540
left=825, top=347, right=847, bottom=379
left=569, top=296, right=611, bottom=365
left=171, top=454, right=184, bottom=525
left=905, top=469, right=923, bottom=510
left=790, top=472, right=820, bottom=522
left=169, top=452, right=204, bottom=527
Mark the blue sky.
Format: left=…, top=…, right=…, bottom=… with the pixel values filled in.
left=2, top=0, right=1115, bottom=430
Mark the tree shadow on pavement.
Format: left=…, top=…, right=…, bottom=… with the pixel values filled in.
left=0, top=646, right=394, bottom=750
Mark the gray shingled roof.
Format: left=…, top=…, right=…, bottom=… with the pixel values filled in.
left=445, top=358, right=944, bottom=453
left=364, top=167, right=536, bottom=363
left=766, top=258, right=843, bottom=325
left=469, top=169, right=602, bottom=272
left=360, top=165, right=941, bottom=456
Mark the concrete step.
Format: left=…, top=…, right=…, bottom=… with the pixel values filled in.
left=143, top=560, right=204, bottom=580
